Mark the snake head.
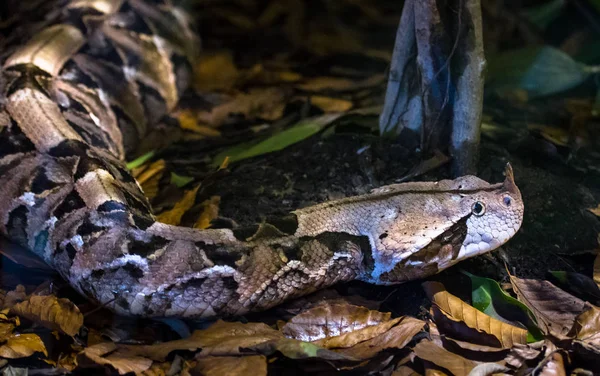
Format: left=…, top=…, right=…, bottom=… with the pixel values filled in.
left=446, top=163, right=524, bottom=267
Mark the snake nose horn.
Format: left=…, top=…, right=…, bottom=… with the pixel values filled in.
left=503, top=163, right=519, bottom=194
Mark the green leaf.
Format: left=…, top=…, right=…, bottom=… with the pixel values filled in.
left=462, top=271, right=544, bottom=342
left=212, top=113, right=342, bottom=167
left=170, top=173, right=194, bottom=188
left=521, top=0, right=566, bottom=29
left=487, top=46, right=591, bottom=98
left=126, top=150, right=156, bottom=170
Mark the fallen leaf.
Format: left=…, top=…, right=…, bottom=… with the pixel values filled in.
left=310, top=96, right=353, bottom=112
left=193, top=355, right=267, bottom=376
left=423, top=281, right=527, bottom=348
left=336, top=316, right=425, bottom=360
left=83, top=342, right=152, bottom=375
left=468, top=363, right=510, bottom=376
left=504, top=343, right=543, bottom=371
left=197, top=88, right=288, bottom=127
left=193, top=196, right=221, bottom=229
left=413, top=339, right=476, bottom=376
left=212, top=113, right=343, bottom=166
left=194, top=51, right=240, bottom=91
left=126, top=150, right=156, bottom=170
left=11, top=295, right=83, bottom=336
left=571, top=305, right=600, bottom=350
left=282, top=302, right=393, bottom=343
left=537, top=351, right=567, bottom=376
left=297, top=75, right=385, bottom=92
left=510, top=275, right=586, bottom=339
left=123, top=321, right=283, bottom=361
left=464, top=271, right=543, bottom=341
left=589, top=204, right=600, bottom=217
left=248, top=337, right=356, bottom=361
left=133, top=159, right=166, bottom=200
left=0, top=333, right=47, bottom=359
left=156, top=185, right=200, bottom=226
left=178, top=109, right=222, bottom=137
left=487, top=46, right=590, bottom=98
left=2, top=286, right=27, bottom=310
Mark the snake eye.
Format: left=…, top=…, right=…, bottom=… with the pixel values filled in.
left=503, top=196, right=512, bottom=206
left=471, top=201, right=486, bottom=216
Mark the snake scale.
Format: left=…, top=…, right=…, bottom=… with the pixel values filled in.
left=0, top=0, right=524, bottom=319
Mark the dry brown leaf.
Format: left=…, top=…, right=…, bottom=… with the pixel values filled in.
left=504, top=343, right=543, bottom=371
left=572, top=305, right=600, bottom=348
left=588, top=204, right=600, bottom=217
left=11, top=295, right=83, bottom=336
left=133, top=159, right=166, bottom=200
left=297, top=75, right=384, bottom=92
left=2, top=285, right=26, bottom=310
left=335, top=316, right=425, bottom=360
left=178, top=110, right=222, bottom=137
left=310, top=96, right=353, bottom=112
left=510, top=275, right=586, bottom=339
left=197, top=88, right=287, bottom=127
left=156, top=185, right=200, bottom=226
left=282, top=303, right=392, bottom=344
left=193, top=196, right=221, bottom=229
left=413, top=339, right=476, bottom=376
left=537, top=351, right=567, bottom=376
left=121, top=320, right=283, bottom=361
left=423, top=281, right=527, bottom=348
left=84, top=342, right=152, bottom=375
left=194, top=51, right=239, bottom=91
left=0, top=333, right=47, bottom=359
left=193, top=355, right=267, bottom=376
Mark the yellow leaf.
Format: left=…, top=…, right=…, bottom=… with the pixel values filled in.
left=134, top=159, right=166, bottom=200
left=0, top=333, right=47, bottom=359
left=11, top=295, right=83, bottom=337
left=310, top=96, right=353, bottom=112
left=423, top=281, right=527, bottom=348
left=156, top=186, right=200, bottom=226
left=178, top=110, right=222, bottom=137
left=194, top=51, right=239, bottom=91
left=194, top=196, right=221, bottom=229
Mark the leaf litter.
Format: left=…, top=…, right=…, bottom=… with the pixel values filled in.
left=2, top=0, right=600, bottom=374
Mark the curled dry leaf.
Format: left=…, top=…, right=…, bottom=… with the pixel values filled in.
left=571, top=304, right=600, bottom=352
left=282, top=302, right=393, bottom=344
left=194, top=355, right=267, bottom=376
left=509, top=275, right=586, bottom=340
left=0, top=333, right=47, bottom=359
left=10, top=295, right=83, bottom=336
left=413, top=339, right=476, bottom=376
left=423, top=281, right=527, bottom=348
left=247, top=337, right=357, bottom=361
left=83, top=342, right=152, bottom=375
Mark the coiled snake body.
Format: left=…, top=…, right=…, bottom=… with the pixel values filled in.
left=0, top=0, right=524, bottom=318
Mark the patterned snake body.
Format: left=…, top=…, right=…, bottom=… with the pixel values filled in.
left=0, top=0, right=524, bottom=318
